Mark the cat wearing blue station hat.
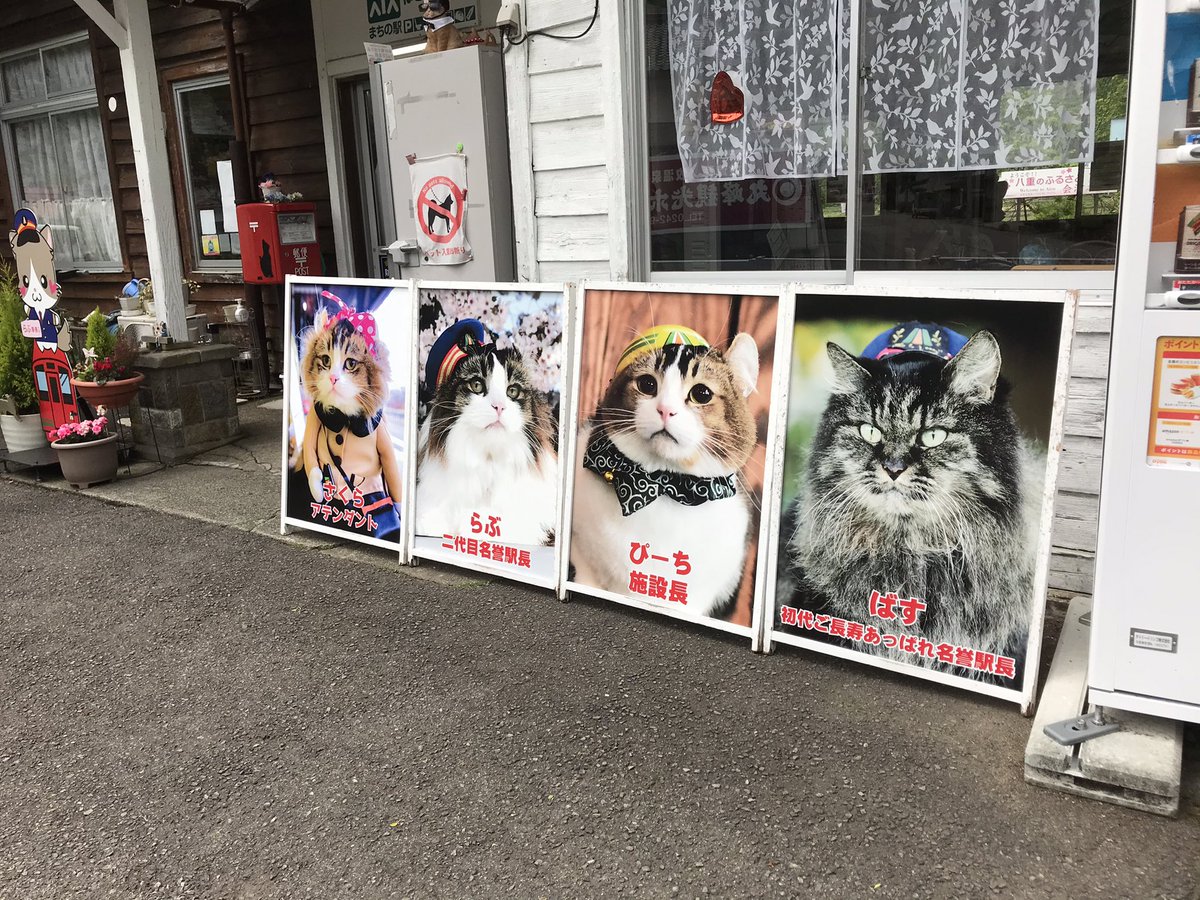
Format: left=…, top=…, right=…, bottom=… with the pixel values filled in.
left=779, top=321, right=1041, bottom=683
left=416, top=318, right=558, bottom=547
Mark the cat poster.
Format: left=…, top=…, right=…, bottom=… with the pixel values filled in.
left=411, top=283, right=568, bottom=589
left=564, top=284, right=786, bottom=641
left=768, top=287, right=1075, bottom=708
left=281, top=276, right=413, bottom=552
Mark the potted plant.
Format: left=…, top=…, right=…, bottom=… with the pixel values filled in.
left=0, top=262, right=47, bottom=452
left=71, top=308, right=143, bottom=408
left=50, top=413, right=117, bottom=488
left=139, top=277, right=200, bottom=318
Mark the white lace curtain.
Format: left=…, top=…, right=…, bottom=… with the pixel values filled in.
left=667, top=0, right=1100, bottom=182
left=2, top=40, right=120, bottom=268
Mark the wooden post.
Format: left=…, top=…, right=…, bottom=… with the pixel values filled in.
left=92, top=0, right=188, bottom=344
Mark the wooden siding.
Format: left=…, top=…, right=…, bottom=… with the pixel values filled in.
left=1048, top=298, right=1113, bottom=600
left=506, top=0, right=610, bottom=280
left=0, top=0, right=327, bottom=371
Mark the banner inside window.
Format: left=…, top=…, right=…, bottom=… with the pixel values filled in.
left=666, top=0, right=1099, bottom=182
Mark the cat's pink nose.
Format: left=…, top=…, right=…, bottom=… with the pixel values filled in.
left=492, top=403, right=504, bottom=417
left=657, top=405, right=676, bottom=426
left=329, top=374, right=338, bottom=385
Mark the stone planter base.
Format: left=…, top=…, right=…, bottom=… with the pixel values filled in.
left=52, top=433, right=118, bottom=488
left=132, top=344, right=241, bottom=463
left=0, top=412, right=49, bottom=452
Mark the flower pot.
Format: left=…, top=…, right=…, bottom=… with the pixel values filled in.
left=118, top=297, right=142, bottom=313
left=71, top=373, right=144, bottom=409
left=52, top=433, right=118, bottom=489
left=0, top=412, right=49, bottom=452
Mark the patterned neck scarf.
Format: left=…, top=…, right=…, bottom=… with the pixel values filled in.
left=583, top=432, right=737, bottom=518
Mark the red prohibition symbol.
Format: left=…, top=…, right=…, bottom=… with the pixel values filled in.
left=417, top=176, right=465, bottom=245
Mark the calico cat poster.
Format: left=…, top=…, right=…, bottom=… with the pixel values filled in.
left=281, top=276, right=412, bottom=551
left=412, top=283, right=567, bottom=588
left=566, top=285, right=782, bottom=638
left=769, top=289, right=1073, bottom=706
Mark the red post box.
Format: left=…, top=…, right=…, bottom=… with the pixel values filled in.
left=235, top=202, right=322, bottom=284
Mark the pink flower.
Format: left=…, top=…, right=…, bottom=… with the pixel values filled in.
left=91, top=421, right=103, bottom=435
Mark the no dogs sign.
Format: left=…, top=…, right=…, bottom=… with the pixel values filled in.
left=408, top=153, right=473, bottom=266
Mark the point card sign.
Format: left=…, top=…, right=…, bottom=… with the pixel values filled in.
left=408, top=154, right=473, bottom=267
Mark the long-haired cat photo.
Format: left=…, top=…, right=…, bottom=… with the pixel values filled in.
left=416, top=321, right=558, bottom=547
left=778, top=323, right=1043, bottom=682
left=571, top=324, right=761, bottom=621
left=291, top=295, right=403, bottom=542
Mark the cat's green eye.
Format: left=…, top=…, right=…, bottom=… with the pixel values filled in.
left=920, top=427, right=948, bottom=448
left=318, top=354, right=330, bottom=368
left=859, top=423, right=883, bottom=445
left=344, top=358, right=359, bottom=372
left=689, top=384, right=713, bottom=405
left=467, top=378, right=485, bottom=394
left=506, top=384, right=522, bottom=401
left=635, top=374, right=658, bottom=396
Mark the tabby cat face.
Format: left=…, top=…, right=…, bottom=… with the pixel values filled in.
left=301, top=310, right=388, bottom=416
left=427, top=345, right=552, bottom=458
left=596, top=332, right=759, bottom=477
left=811, top=331, right=1020, bottom=523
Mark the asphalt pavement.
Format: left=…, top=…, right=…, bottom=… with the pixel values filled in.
left=0, top=480, right=1197, bottom=900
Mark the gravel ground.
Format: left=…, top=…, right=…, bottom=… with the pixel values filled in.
left=0, top=482, right=1197, bottom=900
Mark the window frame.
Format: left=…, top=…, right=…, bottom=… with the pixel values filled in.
left=167, top=69, right=241, bottom=275
left=623, top=0, right=1121, bottom=292
left=0, top=32, right=122, bottom=273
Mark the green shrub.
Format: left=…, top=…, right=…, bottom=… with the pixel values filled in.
left=83, top=307, right=116, bottom=361
left=0, top=264, right=36, bottom=414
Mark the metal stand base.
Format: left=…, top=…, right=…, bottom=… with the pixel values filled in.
left=1043, top=708, right=1122, bottom=746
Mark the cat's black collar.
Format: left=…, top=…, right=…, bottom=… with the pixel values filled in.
left=315, top=402, right=383, bottom=438
left=583, top=432, right=736, bottom=517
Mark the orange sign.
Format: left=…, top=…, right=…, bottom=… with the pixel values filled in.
left=1147, top=336, right=1200, bottom=468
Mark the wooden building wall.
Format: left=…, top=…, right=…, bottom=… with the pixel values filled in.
left=0, top=0, right=330, bottom=372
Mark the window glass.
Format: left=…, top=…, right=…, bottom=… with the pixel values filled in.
left=855, top=5, right=1128, bottom=271
left=43, top=41, right=95, bottom=96
left=644, top=0, right=843, bottom=272
left=1, top=53, right=44, bottom=106
left=1, top=37, right=120, bottom=270
left=175, top=79, right=240, bottom=267
left=645, top=1, right=1129, bottom=275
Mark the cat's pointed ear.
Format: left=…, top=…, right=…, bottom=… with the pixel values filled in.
left=726, top=332, right=759, bottom=397
left=826, top=342, right=869, bottom=394
left=944, top=330, right=1002, bottom=404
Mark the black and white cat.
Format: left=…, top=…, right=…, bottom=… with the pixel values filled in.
left=416, top=341, right=557, bottom=546
left=571, top=334, right=760, bottom=619
left=779, top=331, right=1041, bottom=676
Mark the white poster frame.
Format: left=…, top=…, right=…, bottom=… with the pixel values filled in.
left=761, top=283, right=1078, bottom=713
left=279, top=274, right=417, bottom=562
left=560, top=281, right=790, bottom=643
left=406, top=280, right=575, bottom=593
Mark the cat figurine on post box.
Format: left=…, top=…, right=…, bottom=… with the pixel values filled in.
left=422, top=0, right=465, bottom=53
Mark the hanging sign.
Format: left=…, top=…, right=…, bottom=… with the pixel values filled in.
left=408, top=153, right=473, bottom=266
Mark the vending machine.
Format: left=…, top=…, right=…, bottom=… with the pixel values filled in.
left=1088, top=0, right=1200, bottom=724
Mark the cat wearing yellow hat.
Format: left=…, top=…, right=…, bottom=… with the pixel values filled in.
left=571, top=324, right=759, bottom=620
